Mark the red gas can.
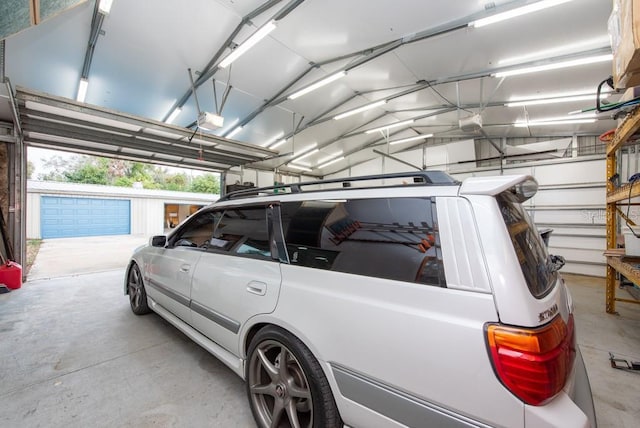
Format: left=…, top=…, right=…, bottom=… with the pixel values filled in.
left=0, top=261, right=22, bottom=289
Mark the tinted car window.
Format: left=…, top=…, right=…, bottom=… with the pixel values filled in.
left=170, top=211, right=218, bottom=248
left=280, top=198, right=446, bottom=286
left=497, top=192, right=556, bottom=298
left=212, top=207, right=272, bottom=260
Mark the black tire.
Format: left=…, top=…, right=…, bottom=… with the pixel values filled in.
left=246, top=326, right=342, bottom=428
left=245, top=326, right=343, bottom=428
left=127, top=263, right=151, bottom=315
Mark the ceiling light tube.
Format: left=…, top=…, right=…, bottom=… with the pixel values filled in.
left=288, top=164, right=312, bottom=171
left=292, top=148, right=319, bottom=162
left=76, top=78, right=89, bottom=103
left=269, top=139, right=287, bottom=149
left=166, top=107, right=182, bottom=123
left=261, top=132, right=285, bottom=147
left=219, top=20, right=277, bottom=69
left=514, top=118, right=596, bottom=127
left=288, top=71, right=347, bottom=100
left=226, top=126, right=243, bottom=139
left=317, top=151, right=344, bottom=164
left=365, top=119, right=415, bottom=134
left=317, top=156, right=345, bottom=169
left=292, top=143, right=318, bottom=158
left=389, top=134, right=433, bottom=145
left=333, top=100, right=387, bottom=120
left=98, top=0, right=113, bottom=15
left=493, top=54, right=612, bottom=78
left=470, top=0, right=574, bottom=28
left=498, top=35, right=610, bottom=65
left=505, top=94, right=606, bottom=107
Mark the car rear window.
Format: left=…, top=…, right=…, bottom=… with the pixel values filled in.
left=496, top=192, right=556, bottom=298
left=279, top=197, right=446, bottom=286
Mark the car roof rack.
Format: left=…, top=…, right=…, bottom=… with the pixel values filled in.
left=219, top=170, right=459, bottom=202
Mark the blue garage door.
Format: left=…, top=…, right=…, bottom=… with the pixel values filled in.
left=41, top=196, right=131, bottom=238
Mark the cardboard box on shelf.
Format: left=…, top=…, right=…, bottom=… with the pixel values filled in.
left=610, top=0, right=640, bottom=88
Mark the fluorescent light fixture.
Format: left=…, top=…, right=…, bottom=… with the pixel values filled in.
left=76, top=78, right=89, bottom=103
left=498, top=35, right=610, bottom=65
left=261, top=132, right=285, bottom=147
left=226, top=126, right=243, bottom=139
left=318, top=157, right=345, bottom=169
left=166, top=107, right=182, bottom=123
left=317, top=151, right=344, bottom=164
left=288, top=164, right=312, bottom=171
left=514, top=118, right=596, bottom=127
left=364, top=119, right=415, bottom=134
left=389, top=134, right=433, bottom=145
left=291, top=160, right=311, bottom=167
left=470, top=0, right=574, bottom=28
left=98, top=0, right=113, bottom=14
left=493, top=54, right=613, bottom=78
left=333, top=100, right=387, bottom=120
left=292, top=143, right=318, bottom=158
left=506, top=93, right=609, bottom=107
left=513, top=113, right=597, bottom=127
left=288, top=71, right=347, bottom=100
left=219, top=20, right=276, bottom=69
left=269, top=139, right=287, bottom=149
left=293, top=148, right=319, bottom=162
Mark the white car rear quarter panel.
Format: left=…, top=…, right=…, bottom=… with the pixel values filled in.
left=268, top=265, right=524, bottom=427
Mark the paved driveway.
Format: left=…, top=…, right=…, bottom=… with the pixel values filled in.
left=28, top=235, right=150, bottom=280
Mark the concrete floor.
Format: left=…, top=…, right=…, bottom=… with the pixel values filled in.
left=1, top=236, right=639, bottom=427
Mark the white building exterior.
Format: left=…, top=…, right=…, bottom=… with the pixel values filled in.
left=27, top=180, right=218, bottom=239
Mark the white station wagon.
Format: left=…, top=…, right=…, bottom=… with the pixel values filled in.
left=125, top=171, right=596, bottom=428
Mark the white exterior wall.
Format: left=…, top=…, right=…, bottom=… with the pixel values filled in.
left=26, top=192, right=41, bottom=239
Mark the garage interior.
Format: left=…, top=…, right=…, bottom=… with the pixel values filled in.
left=0, top=0, right=639, bottom=426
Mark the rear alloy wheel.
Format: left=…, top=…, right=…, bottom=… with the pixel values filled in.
left=127, top=264, right=151, bottom=315
left=246, top=326, right=341, bottom=428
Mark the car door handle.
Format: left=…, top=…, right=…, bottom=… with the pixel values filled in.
left=246, top=281, right=267, bottom=296
left=180, top=264, right=191, bottom=273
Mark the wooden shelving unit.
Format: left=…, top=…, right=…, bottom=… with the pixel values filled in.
left=605, top=107, right=640, bottom=313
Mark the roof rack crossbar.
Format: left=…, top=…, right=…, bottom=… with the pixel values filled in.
left=219, top=170, right=458, bottom=201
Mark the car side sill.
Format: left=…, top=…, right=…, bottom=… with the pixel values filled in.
left=148, top=296, right=244, bottom=378
left=331, top=363, right=491, bottom=428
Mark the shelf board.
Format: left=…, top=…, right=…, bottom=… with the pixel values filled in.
left=607, top=182, right=640, bottom=203
left=607, top=255, right=640, bottom=287
left=607, top=107, right=640, bottom=155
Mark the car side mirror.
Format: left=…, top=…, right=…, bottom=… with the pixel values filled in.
left=150, top=235, right=167, bottom=247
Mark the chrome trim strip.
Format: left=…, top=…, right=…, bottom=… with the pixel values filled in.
left=146, top=279, right=190, bottom=307
left=331, top=363, right=491, bottom=428
left=190, top=300, right=240, bottom=334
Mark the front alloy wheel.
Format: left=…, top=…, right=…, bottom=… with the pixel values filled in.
left=127, top=263, right=151, bottom=315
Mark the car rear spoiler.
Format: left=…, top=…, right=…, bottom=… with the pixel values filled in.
left=458, top=175, right=538, bottom=202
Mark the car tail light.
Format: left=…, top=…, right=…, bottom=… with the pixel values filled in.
left=485, top=314, right=575, bottom=406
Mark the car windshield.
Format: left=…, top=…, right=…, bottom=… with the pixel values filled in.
left=496, top=191, right=556, bottom=298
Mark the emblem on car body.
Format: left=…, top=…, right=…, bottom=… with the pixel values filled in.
left=538, top=303, right=559, bottom=322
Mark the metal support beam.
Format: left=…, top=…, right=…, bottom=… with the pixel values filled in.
left=372, top=149, right=421, bottom=171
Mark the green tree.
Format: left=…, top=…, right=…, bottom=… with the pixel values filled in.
left=26, top=161, right=34, bottom=179
left=38, top=155, right=72, bottom=181
left=64, top=157, right=109, bottom=184
left=189, top=173, right=220, bottom=194
left=164, top=173, right=188, bottom=191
